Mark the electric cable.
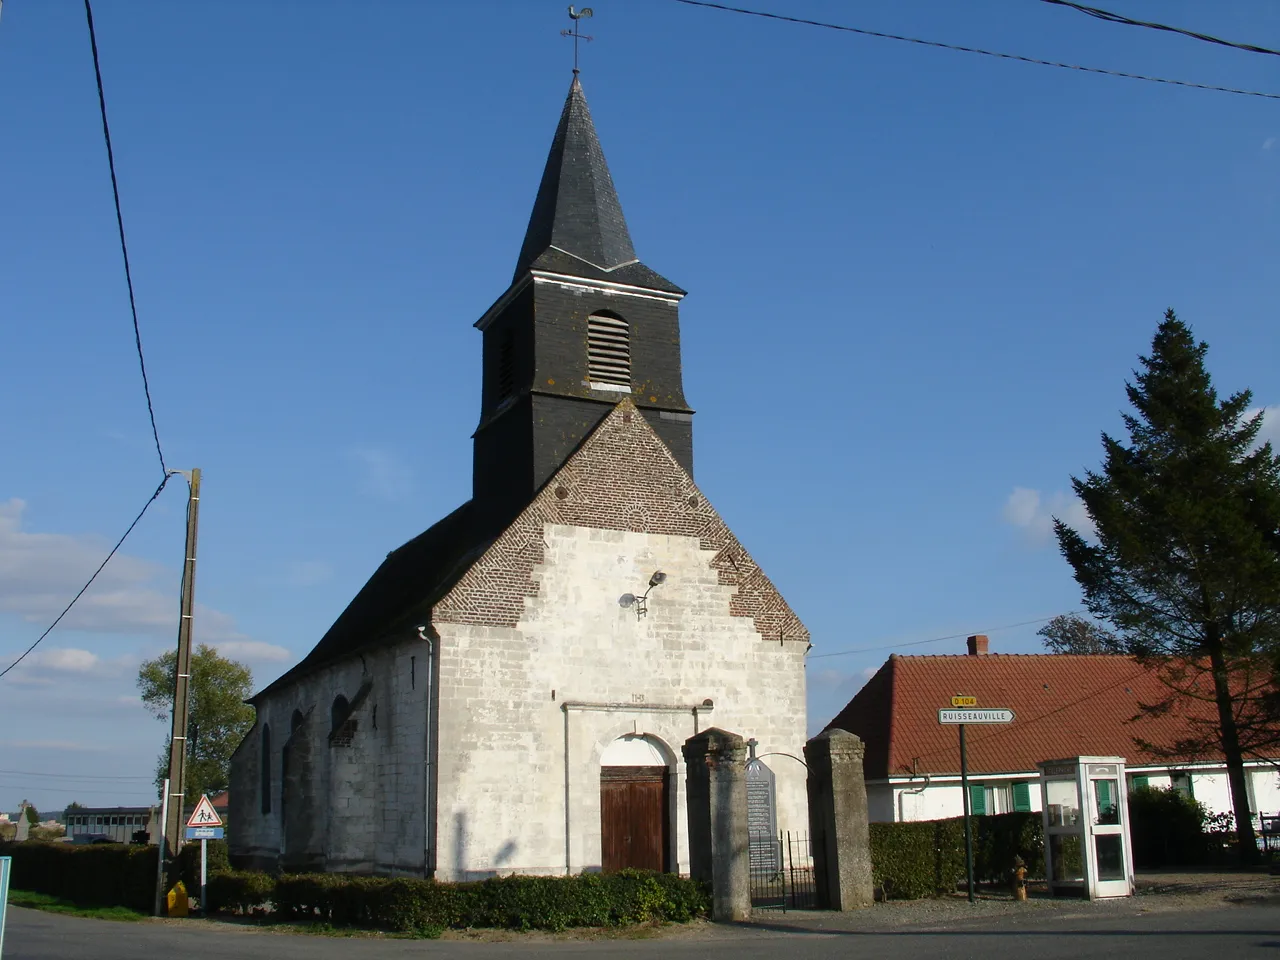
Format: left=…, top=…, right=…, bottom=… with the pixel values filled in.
left=807, top=612, right=1084, bottom=661
left=673, top=0, right=1280, bottom=101
left=84, top=0, right=168, bottom=476
left=1040, top=0, right=1280, bottom=59
left=0, top=475, right=172, bottom=680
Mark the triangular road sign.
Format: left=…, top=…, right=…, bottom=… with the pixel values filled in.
left=186, top=794, right=223, bottom=828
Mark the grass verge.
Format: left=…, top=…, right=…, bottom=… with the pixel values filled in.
left=8, top=889, right=147, bottom=922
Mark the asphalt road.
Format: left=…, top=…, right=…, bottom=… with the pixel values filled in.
left=5, top=902, right=1278, bottom=959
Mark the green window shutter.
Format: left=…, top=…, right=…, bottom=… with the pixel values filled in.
left=1013, top=781, right=1032, bottom=812
left=1132, top=775, right=1149, bottom=790
left=969, top=784, right=986, bottom=816
left=1096, top=779, right=1113, bottom=811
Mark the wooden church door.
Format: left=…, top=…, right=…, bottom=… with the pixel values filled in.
left=600, top=766, right=669, bottom=872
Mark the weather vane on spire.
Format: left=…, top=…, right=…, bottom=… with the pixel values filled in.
left=561, top=6, right=594, bottom=75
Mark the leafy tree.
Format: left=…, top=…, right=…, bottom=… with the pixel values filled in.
left=1054, top=310, right=1280, bottom=862
left=24, top=802, right=39, bottom=824
left=1037, top=613, right=1124, bottom=654
left=138, top=643, right=256, bottom=805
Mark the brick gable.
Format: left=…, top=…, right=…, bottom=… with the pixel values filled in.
left=434, top=398, right=808, bottom=646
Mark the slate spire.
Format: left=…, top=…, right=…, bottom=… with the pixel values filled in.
left=514, top=76, right=638, bottom=279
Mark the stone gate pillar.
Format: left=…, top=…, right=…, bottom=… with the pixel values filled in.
left=805, top=728, right=874, bottom=910
left=683, top=727, right=750, bottom=922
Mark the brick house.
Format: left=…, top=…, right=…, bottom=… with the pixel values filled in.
left=228, top=75, right=810, bottom=878
left=825, top=634, right=1280, bottom=827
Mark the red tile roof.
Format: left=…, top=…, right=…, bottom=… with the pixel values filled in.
left=825, top=653, right=1239, bottom=779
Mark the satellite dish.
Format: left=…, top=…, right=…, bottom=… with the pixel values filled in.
left=618, top=593, right=636, bottom=608
left=648, top=571, right=667, bottom=587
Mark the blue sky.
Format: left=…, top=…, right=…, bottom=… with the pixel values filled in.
left=1, top=0, right=1276, bottom=814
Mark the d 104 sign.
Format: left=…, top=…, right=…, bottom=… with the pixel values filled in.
left=938, top=708, right=1014, bottom=724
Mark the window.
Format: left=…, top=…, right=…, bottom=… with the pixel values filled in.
left=1170, top=772, right=1194, bottom=799
left=970, top=782, right=1032, bottom=815
left=331, top=695, right=350, bottom=735
left=587, top=313, right=630, bottom=387
left=261, top=724, right=272, bottom=815
left=291, top=709, right=304, bottom=736
left=1129, top=774, right=1150, bottom=791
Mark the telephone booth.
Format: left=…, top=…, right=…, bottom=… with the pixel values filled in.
left=1037, top=756, right=1134, bottom=899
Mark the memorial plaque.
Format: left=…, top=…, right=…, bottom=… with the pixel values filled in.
left=746, top=759, right=779, bottom=872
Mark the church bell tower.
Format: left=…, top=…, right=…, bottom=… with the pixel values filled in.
left=472, top=76, right=695, bottom=520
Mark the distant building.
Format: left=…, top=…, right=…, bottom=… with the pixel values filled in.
left=825, top=635, right=1280, bottom=827
left=63, top=806, right=159, bottom=844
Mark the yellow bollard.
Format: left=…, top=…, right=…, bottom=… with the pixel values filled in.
left=166, top=881, right=189, bottom=917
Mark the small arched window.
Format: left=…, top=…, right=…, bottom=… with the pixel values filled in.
left=331, top=695, right=350, bottom=735
left=260, top=724, right=272, bottom=815
left=587, top=313, right=630, bottom=388
left=291, top=709, right=305, bottom=736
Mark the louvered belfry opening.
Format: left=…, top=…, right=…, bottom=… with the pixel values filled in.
left=587, top=313, right=630, bottom=387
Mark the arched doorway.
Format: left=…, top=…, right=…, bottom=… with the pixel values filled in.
left=599, top=734, right=671, bottom=873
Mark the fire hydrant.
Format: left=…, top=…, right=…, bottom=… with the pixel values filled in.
left=1012, top=856, right=1028, bottom=901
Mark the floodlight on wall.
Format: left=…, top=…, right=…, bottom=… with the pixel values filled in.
left=618, top=571, right=667, bottom=620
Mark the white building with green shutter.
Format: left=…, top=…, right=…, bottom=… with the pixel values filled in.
left=824, top=638, right=1280, bottom=828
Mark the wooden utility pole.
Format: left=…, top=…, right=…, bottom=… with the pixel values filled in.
left=161, top=468, right=201, bottom=876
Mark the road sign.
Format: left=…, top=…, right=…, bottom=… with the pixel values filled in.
left=185, top=826, right=224, bottom=840
left=186, top=794, right=223, bottom=828
left=951, top=696, right=977, bottom=707
left=938, top=708, right=1015, bottom=724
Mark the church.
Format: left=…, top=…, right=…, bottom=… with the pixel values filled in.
left=229, top=74, right=811, bottom=880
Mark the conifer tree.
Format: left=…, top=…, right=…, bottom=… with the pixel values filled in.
left=1055, top=310, right=1280, bottom=861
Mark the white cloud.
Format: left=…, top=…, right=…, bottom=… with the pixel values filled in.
left=0, top=498, right=250, bottom=643
left=1003, top=486, right=1092, bottom=544
left=1264, top=137, right=1276, bottom=152
left=346, top=447, right=412, bottom=500
left=27, top=647, right=101, bottom=673
left=1248, top=405, right=1279, bottom=449
left=213, top=639, right=291, bottom=663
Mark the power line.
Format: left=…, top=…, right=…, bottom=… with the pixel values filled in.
left=83, top=0, right=168, bottom=477
left=1040, top=0, right=1280, bottom=59
left=0, top=475, right=172, bottom=680
left=808, top=612, right=1081, bottom=661
left=672, top=0, right=1280, bottom=101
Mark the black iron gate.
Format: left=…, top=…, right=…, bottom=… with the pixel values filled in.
left=749, top=830, right=820, bottom=911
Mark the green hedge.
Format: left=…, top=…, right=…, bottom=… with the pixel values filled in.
left=869, top=812, right=1044, bottom=900
left=0, top=841, right=158, bottom=912
left=209, top=869, right=709, bottom=932
left=1128, top=786, right=1207, bottom=867
left=176, top=839, right=230, bottom=893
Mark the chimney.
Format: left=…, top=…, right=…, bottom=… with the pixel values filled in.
left=967, top=634, right=989, bottom=656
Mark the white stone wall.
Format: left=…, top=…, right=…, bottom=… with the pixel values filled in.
left=432, top=523, right=809, bottom=880
left=230, top=637, right=432, bottom=874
